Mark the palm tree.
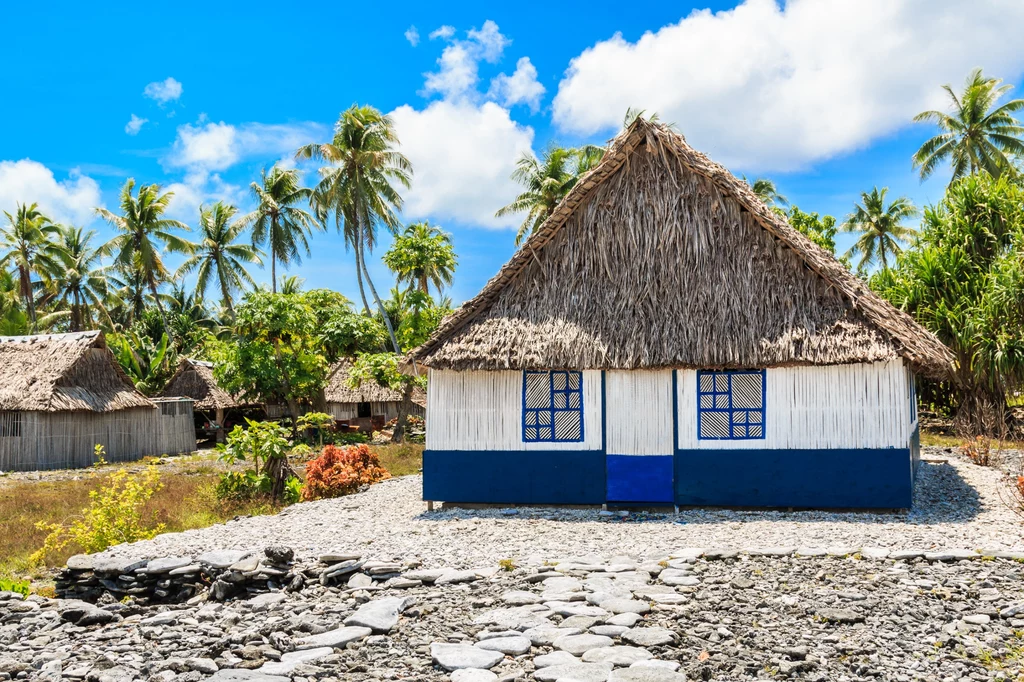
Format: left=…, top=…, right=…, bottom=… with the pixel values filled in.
left=96, top=180, right=191, bottom=338
left=841, top=187, right=918, bottom=273
left=50, top=225, right=111, bottom=331
left=743, top=176, right=789, bottom=208
left=278, top=275, right=305, bottom=295
left=913, top=68, right=1024, bottom=181
left=496, top=146, right=603, bottom=246
left=383, top=222, right=457, bottom=295
left=0, top=270, right=28, bottom=335
left=177, top=202, right=263, bottom=316
left=0, top=203, right=63, bottom=331
left=296, top=104, right=412, bottom=354
left=241, top=167, right=317, bottom=294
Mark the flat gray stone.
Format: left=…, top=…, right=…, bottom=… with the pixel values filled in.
left=889, top=550, right=925, bottom=561
left=66, top=554, right=94, bottom=571
left=582, top=646, right=654, bottom=666
left=258, top=647, right=333, bottom=675
left=474, top=607, right=552, bottom=630
left=534, top=651, right=580, bottom=668
left=435, top=569, right=481, bottom=585
left=293, top=626, right=371, bottom=650
left=323, top=559, right=365, bottom=579
left=860, top=547, right=890, bottom=560
left=744, top=546, right=795, bottom=557
left=198, top=549, right=251, bottom=569
left=169, top=563, right=202, bottom=576
left=729, top=577, right=755, bottom=590
left=502, top=590, right=543, bottom=605
left=964, top=614, right=991, bottom=625
left=430, top=643, right=504, bottom=671
left=794, top=547, right=827, bottom=557
left=522, top=626, right=582, bottom=646
left=925, top=549, right=977, bottom=562
left=660, top=575, right=699, bottom=587
left=547, top=603, right=608, bottom=618
left=344, top=596, right=411, bottom=633
left=140, top=556, right=192, bottom=574
left=473, top=636, right=531, bottom=655
left=450, top=670, right=498, bottom=682
left=817, top=608, right=865, bottom=624
left=630, top=660, right=681, bottom=672
left=605, top=613, right=643, bottom=627
left=534, top=662, right=614, bottom=682
left=603, top=599, right=651, bottom=615
left=621, top=628, right=676, bottom=647
left=187, top=658, right=219, bottom=674
left=348, top=572, right=373, bottom=588
left=246, top=592, right=286, bottom=611
left=554, top=633, right=614, bottom=655
left=320, top=551, right=362, bottom=563
left=609, top=667, right=688, bottom=682
left=91, top=556, right=147, bottom=575
left=591, top=625, right=629, bottom=637
left=403, top=568, right=448, bottom=582
left=140, top=611, right=183, bottom=625
left=211, top=671, right=288, bottom=682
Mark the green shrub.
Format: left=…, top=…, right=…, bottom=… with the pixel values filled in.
left=32, top=467, right=165, bottom=562
left=283, top=476, right=303, bottom=504
left=330, top=431, right=371, bottom=445
left=215, top=470, right=271, bottom=500
left=216, top=419, right=295, bottom=501
left=0, top=578, right=30, bottom=596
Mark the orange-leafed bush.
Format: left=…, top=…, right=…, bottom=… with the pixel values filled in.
left=302, top=444, right=391, bottom=501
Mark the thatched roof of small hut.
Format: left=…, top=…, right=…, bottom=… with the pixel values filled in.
left=159, top=358, right=254, bottom=411
left=410, top=119, right=953, bottom=379
left=326, top=360, right=427, bottom=407
left=0, top=331, right=155, bottom=412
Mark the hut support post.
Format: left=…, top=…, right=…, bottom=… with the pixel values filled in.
left=426, top=501, right=434, bottom=512
left=215, top=407, right=226, bottom=443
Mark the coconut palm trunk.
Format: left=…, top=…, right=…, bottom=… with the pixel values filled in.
left=18, top=265, right=36, bottom=331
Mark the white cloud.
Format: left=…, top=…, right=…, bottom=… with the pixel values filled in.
left=166, top=120, right=327, bottom=172
left=391, top=100, right=535, bottom=229
left=0, top=160, right=102, bottom=225
left=405, top=25, right=420, bottom=46
left=429, top=25, right=455, bottom=40
left=143, top=77, right=183, bottom=104
left=164, top=170, right=245, bottom=223
left=551, top=0, right=1024, bottom=171
left=423, top=20, right=512, bottom=101
left=489, top=57, right=546, bottom=112
left=124, top=114, right=149, bottom=136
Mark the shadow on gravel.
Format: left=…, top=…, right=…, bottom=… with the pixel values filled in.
left=415, top=461, right=986, bottom=525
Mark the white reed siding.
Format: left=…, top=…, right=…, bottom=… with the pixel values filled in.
left=677, top=360, right=910, bottom=450
left=427, top=369, right=602, bottom=451
left=605, top=370, right=673, bottom=456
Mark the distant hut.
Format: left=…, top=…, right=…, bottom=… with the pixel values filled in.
left=159, top=358, right=260, bottom=441
left=0, top=331, right=196, bottom=471
left=410, top=119, right=953, bottom=510
left=325, top=360, right=426, bottom=432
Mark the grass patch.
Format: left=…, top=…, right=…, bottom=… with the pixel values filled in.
left=0, top=471, right=279, bottom=584
left=920, top=429, right=1024, bottom=451
left=373, top=443, right=424, bottom=477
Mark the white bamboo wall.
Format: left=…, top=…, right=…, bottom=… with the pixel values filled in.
left=328, top=402, right=426, bottom=421
left=0, top=399, right=196, bottom=472
left=606, top=370, right=673, bottom=455
left=427, top=369, right=602, bottom=451
left=676, top=360, right=912, bottom=450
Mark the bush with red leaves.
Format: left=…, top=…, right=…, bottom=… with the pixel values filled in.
left=302, top=444, right=391, bottom=501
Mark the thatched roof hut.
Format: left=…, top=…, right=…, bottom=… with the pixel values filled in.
left=0, top=331, right=195, bottom=471
left=159, top=358, right=255, bottom=412
left=414, top=119, right=953, bottom=511
left=325, top=360, right=426, bottom=424
left=411, top=120, right=951, bottom=379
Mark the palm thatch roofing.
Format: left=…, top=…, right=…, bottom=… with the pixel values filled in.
left=0, top=331, right=155, bottom=412
left=159, top=358, right=255, bottom=411
left=326, top=360, right=427, bottom=408
left=410, top=119, right=953, bottom=379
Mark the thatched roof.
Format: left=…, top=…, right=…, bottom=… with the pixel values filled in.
left=410, top=120, right=953, bottom=379
left=159, top=358, right=254, bottom=411
left=0, top=331, right=155, bottom=412
left=326, top=360, right=427, bottom=407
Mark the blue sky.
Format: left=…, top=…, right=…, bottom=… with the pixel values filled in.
left=2, top=0, right=1023, bottom=305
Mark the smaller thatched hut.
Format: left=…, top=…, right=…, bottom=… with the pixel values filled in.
left=325, top=360, right=426, bottom=432
left=0, top=331, right=195, bottom=471
left=158, top=358, right=260, bottom=440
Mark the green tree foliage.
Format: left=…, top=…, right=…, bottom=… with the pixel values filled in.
left=0, top=203, right=62, bottom=331
left=350, top=352, right=425, bottom=443
left=216, top=419, right=297, bottom=501
left=496, top=145, right=605, bottom=246
left=242, top=166, right=317, bottom=294
left=109, top=329, right=176, bottom=395
left=211, top=290, right=330, bottom=425
left=784, top=206, right=840, bottom=254
left=49, top=226, right=111, bottom=332
left=913, top=68, right=1024, bottom=182
left=841, top=187, right=917, bottom=273
left=177, top=202, right=263, bottom=316
left=297, top=105, right=412, bottom=353
left=872, top=174, right=1024, bottom=433
left=383, top=222, right=457, bottom=295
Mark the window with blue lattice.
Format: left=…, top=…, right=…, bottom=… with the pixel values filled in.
left=697, top=370, right=766, bottom=440
left=522, top=371, right=584, bottom=442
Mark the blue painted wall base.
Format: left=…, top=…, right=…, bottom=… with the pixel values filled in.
left=674, top=447, right=913, bottom=509
left=606, top=454, right=673, bottom=503
left=423, top=450, right=605, bottom=504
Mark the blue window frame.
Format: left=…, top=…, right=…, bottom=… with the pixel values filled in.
left=697, top=370, right=766, bottom=440
left=523, top=371, right=584, bottom=442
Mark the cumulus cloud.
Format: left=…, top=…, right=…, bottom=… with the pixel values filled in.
left=0, top=160, right=102, bottom=225
left=166, top=120, right=327, bottom=172
left=164, top=171, right=244, bottom=222
left=124, top=114, right=148, bottom=135
left=429, top=25, right=455, bottom=40
left=489, top=57, right=546, bottom=112
left=552, top=0, right=1024, bottom=171
left=405, top=25, right=420, bottom=46
left=423, top=20, right=512, bottom=101
left=143, top=77, right=183, bottom=104
left=390, top=100, right=535, bottom=228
